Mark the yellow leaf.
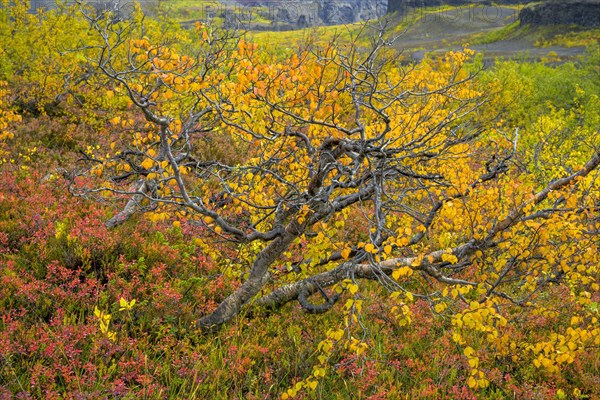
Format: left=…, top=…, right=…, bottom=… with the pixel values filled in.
left=441, top=253, right=458, bottom=264
left=467, top=376, right=477, bottom=388
left=341, top=248, right=351, bottom=259
left=464, top=346, right=475, bottom=357
left=141, top=158, right=154, bottom=170
left=354, top=300, right=363, bottom=312
left=567, top=341, right=577, bottom=351
left=452, top=332, right=464, bottom=344
left=392, top=267, right=413, bottom=280
left=384, top=245, right=392, bottom=255
left=91, top=166, right=103, bottom=177
left=344, top=299, right=354, bottom=310
left=365, top=243, right=375, bottom=253
left=331, top=329, right=344, bottom=341
left=348, top=283, right=358, bottom=295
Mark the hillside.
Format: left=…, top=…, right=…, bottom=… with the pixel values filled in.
left=387, top=0, right=527, bottom=14
left=250, top=4, right=597, bottom=64
left=388, top=5, right=594, bottom=63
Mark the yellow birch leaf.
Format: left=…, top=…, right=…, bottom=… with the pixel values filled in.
left=348, top=283, right=358, bottom=295
left=464, top=346, right=475, bottom=357
left=467, top=376, right=477, bottom=388
left=341, top=248, right=351, bottom=259
left=141, top=158, right=154, bottom=170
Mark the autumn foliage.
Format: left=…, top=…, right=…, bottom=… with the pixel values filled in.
left=0, top=1, right=599, bottom=398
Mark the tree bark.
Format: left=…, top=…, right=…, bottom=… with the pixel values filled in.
left=105, top=180, right=147, bottom=228
left=196, top=226, right=300, bottom=330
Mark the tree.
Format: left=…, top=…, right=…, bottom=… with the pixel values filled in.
left=0, top=0, right=92, bottom=115
left=71, top=6, right=599, bottom=386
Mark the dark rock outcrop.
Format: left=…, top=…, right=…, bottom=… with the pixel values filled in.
left=519, top=0, right=600, bottom=27
left=387, top=0, right=526, bottom=14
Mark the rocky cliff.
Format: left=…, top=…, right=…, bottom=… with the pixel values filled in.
left=320, top=0, right=388, bottom=24
left=241, top=0, right=387, bottom=26
left=519, top=0, right=600, bottom=27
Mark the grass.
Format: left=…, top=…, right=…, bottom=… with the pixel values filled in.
left=247, top=5, right=471, bottom=53
left=536, top=28, right=600, bottom=48
left=471, top=20, right=522, bottom=45
left=248, top=23, right=365, bottom=52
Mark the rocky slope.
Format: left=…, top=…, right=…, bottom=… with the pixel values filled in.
left=519, top=0, right=600, bottom=27
left=387, top=0, right=526, bottom=14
